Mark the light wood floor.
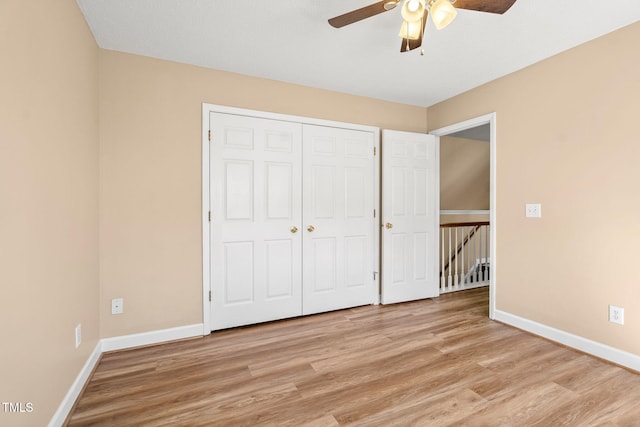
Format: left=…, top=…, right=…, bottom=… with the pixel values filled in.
left=67, top=288, right=640, bottom=426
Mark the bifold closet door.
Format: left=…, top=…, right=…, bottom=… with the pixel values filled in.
left=209, top=112, right=303, bottom=330
left=302, top=125, right=376, bottom=315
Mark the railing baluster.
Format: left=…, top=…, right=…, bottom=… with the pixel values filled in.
left=474, top=226, right=479, bottom=283
left=486, top=224, right=490, bottom=282
left=454, top=227, right=459, bottom=287
left=480, top=226, right=484, bottom=282
left=441, top=227, right=445, bottom=291
left=447, top=228, right=452, bottom=290
left=482, top=225, right=486, bottom=281
left=477, top=226, right=482, bottom=282
left=467, top=227, right=473, bottom=283
left=480, top=226, right=485, bottom=282
left=461, top=226, right=465, bottom=286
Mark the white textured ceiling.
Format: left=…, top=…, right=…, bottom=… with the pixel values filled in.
left=77, top=0, right=640, bottom=107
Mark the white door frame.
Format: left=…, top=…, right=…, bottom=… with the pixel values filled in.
left=429, top=113, right=497, bottom=319
left=201, top=103, right=380, bottom=334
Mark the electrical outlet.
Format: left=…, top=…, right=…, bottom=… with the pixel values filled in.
left=609, top=305, right=624, bottom=325
left=75, top=324, right=82, bottom=348
left=525, top=203, right=542, bottom=218
left=112, top=298, right=124, bottom=315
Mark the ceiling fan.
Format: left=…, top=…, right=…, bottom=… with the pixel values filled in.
left=328, top=0, right=517, bottom=54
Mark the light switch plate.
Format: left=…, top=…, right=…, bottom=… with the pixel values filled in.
left=525, top=203, right=541, bottom=218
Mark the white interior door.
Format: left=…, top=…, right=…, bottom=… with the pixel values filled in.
left=209, top=112, right=302, bottom=330
left=381, top=129, right=438, bottom=304
left=302, top=124, right=376, bottom=315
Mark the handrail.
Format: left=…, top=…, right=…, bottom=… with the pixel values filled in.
left=440, top=221, right=489, bottom=228
left=440, top=210, right=489, bottom=215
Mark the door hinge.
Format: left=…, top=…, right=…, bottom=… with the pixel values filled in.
left=209, top=290, right=212, bottom=302
left=208, top=211, right=211, bottom=222
left=373, top=272, right=378, bottom=280
left=373, top=209, right=376, bottom=218
left=208, top=130, right=211, bottom=141
left=373, top=146, right=377, bottom=156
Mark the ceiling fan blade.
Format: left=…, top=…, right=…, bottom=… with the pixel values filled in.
left=400, top=12, right=428, bottom=53
left=328, top=1, right=394, bottom=28
left=453, top=0, right=517, bottom=14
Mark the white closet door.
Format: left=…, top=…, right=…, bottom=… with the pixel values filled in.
left=381, top=130, right=438, bottom=304
left=302, top=125, right=376, bottom=315
left=210, top=112, right=302, bottom=330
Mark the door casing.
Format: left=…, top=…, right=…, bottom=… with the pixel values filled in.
left=429, top=113, right=497, bottom=319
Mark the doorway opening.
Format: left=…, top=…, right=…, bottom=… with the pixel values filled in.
left=430, top=113, right=496, bottom=319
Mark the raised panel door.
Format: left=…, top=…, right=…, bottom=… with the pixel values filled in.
left=302, top=125, right=376, bottom=315
left=210, top=112, right=302, bottom=330
left=381, top=130, right=438, bottom=304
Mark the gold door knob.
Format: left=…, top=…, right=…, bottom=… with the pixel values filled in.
left=290, top=226, right=298, bottom=234
left=385, top=222, right=393, bottom=229
left=307, top=225, right=315, bottom=232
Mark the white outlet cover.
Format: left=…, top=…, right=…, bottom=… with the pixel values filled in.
left=112, top=298, right=124, bottom=315
left=525, top=203, right=542, bottom=218
left=609, top=305, right=624, bottom=325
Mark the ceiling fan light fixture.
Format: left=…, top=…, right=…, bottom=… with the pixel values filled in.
left=399, top=19, right=422, bottom=40
left=430, top=0, right=457, bottom=30
left=401, top=0, right=426, bottom=22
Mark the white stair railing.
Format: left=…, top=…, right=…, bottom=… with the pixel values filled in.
left=440, top=221, right=490, bottom=293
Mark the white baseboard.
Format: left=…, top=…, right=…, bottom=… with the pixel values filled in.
left=50, top=323, right=204, bottom=426
left=48, top=341, right=102, bottom=427
left=494, top=310, right=640, bottom=372
left=101, top=323, right=204, bottom=352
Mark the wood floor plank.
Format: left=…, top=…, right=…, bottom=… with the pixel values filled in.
left=534, top=368, right=640, bottom=426
left=342, top=388, right=489, bottom=426
left=67, top=287, right=640, bottom=426
left=331, top=356, right=494, bottom=424
left=455, top=381, right=579, bottom=426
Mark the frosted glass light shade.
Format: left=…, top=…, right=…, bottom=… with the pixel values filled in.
left=399, top=20, right=422, bottom=40
left=430, top=0, right=457, bottom=30
left=401, top=0, right=426, bottom=22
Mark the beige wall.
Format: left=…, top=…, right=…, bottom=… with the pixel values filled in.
left=428, top=22, right=640, bottom=355
left=440, top=136, right=490, bottom=210
left=0, top=1, right=99, bottom=426
left=98, top=50, right=428, bottom=338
